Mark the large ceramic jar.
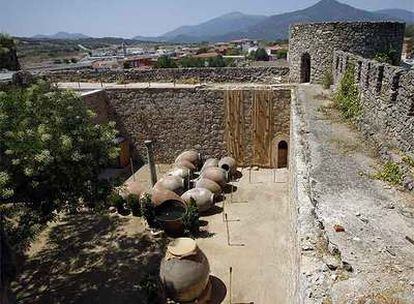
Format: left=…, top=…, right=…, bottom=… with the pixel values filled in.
left=160, top=238, right=211, bottom=303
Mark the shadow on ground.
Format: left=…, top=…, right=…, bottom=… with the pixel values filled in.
left=12, top=212, right=167, bottom=304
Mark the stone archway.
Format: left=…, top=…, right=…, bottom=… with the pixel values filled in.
left=300, top=53, right=311, bottom=83
left=277, top=140, right=288, bottom=168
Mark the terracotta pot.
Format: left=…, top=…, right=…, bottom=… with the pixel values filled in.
left=176, top=150, right=200, bottom=168
left=181, top=188, right=215, bottom=212
left=195, top=178, right=222, bottom=194
left=200, top=158, right=219, bottom=173
left=175, top=159, right=196, bottom=171
left=218, top=156, right=237, bottom=175
left=167, top=167, right=192, bottom=180
left=151, top=187, right=185, bottom=207
left=160, top=238, right=210, bottom=303
left=200, top=167, right=228, bottom=187
left=154, top=200, right=187, bottom=236
left=120, top=180, right=145, bottom=199
left=155, top=175, right=185, bottom=195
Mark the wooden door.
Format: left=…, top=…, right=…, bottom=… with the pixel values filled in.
left=224, top=90, right=245, bottom=165
left=252, top=90, right=273, bottom=167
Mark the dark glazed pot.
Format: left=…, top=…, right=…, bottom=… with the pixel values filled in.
left=160, top=238, right=211, bottom=303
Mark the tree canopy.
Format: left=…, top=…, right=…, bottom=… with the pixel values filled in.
left=0, top=81, right=119, bottom=253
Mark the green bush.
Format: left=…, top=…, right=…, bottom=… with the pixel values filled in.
left=334, top=63, right=361, bottom=121
left=155, top=55, right=177, bottom=68
left=108, top=193, right=125, bottom=212
left=182, top=199, right=200, bottom=236
left=179, top=56, right=204, bottom=68
left=127, top=193, right=141, bottom=216
left=374, top=161, right=403, bottom=186
left=322, top=71, right=333, bottom=89
left=140, top=193, right=157, bottom=227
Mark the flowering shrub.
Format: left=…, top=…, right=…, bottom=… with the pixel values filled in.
left=0, top=81, right=119, bottom=252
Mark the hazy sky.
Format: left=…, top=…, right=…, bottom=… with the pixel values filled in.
left=1, top=0, right=413, bottom=38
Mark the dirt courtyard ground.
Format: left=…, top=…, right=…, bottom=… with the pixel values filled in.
left=135, top=165, right=297, bottom=303
left=13, top=165, right=296, bottom=304
left=197, top=167, right=296, bottom=304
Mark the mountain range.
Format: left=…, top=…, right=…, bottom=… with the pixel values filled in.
left=32, top=0, right=414, bottom=42
left=32, top=31, right=90, bottom=40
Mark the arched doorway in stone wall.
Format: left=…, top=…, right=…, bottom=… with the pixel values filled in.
left=277, top=140, right=288, bottom=168
left=300, top=53, right=311, bottom=83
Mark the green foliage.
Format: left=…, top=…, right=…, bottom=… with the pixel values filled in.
left=0, top=33, right=16, bottom=50
left=182, top=199, right=200, bottom=236
left=123, top=61, right=131, bottom=69
left=374, top=47, right=396, bottom=65
left=208, top=55, right=226, bottom=67
left=275, top=49, right=288, bottom=59
left=334, top=63, right=361, bottom=121
left=108, top=192, right=125, bottom=212
left=140, top=273, right=161, bottom=303
left=250, top=48, right=269, bottom=61
left=179, top=56, right=204, bottom=68
left=402, top=155, right=414, bottom=168
left=155, top=55, right=177, bottom=69
left=126, top=193, right=141, bottom=216
left=140, top=193, right=157, bottom=227
left=404, top=24, right=414, bottom=40
left=374, top=161, right=403, bottom=186
left=322, top=71, right=333, bottom=89
left=0, top=81, right=119, bottom=252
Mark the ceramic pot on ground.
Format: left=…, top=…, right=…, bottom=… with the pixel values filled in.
left=176, top=150, right=200, bottom=169
left=200, top=167, right=228, bottom=187
left=120, top=180, right=145, bottom=199
left=160, top=238, right=211, bottom=303
left=200, top=158, right=219, bottom=174
left=218, top=156, right=237, bottom=176
left=195, top=178, right=222, bottom=194
left=151, top=187, right=184, bottom=206
left=167, top=167, right=192, bottom=181
left=175, top=159, right=196, bottom=171
left=155, top=175, right=185, bottom=195
left=181, top=188, right=215, bottom=212
left=154, top=199, right=187, bottom=236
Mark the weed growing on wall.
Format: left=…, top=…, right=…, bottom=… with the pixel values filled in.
left=373, top=161, right=404, bottom=186
left=334, top=63, right=361, bottom=122
left=322, top=70, right=333, bottom=89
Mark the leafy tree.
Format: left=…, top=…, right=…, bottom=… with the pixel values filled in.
left=276, top=49, right=288, bottom=59
left=0, top=81, right=119, bottom=302
left=179, top=56, right=204, bottom=68
left=254, top=48, right=270, bottom=61
left=0, top=33, right=20, bottom=71
left=155, top=55, right=177, bottom=68
left=208, top=55, right=226, bottom=67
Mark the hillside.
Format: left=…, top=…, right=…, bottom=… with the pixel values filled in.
left=375, top=9, right=414, bottom=24
left=32, top=32, right=90, bottom=40
left=135, top=0, right=409, bottom=42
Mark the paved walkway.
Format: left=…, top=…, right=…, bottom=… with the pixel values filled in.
left=295, top=84, right=414, bottom=302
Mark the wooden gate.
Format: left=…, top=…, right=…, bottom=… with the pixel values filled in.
left=252, top=90, right=273, bottom=167
left=224, top=90, right=245, bottom=164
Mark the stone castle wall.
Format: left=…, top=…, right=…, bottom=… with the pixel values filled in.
left=82, top=87, right=291, bottom=164
left=333, top=50, right=414, bottom=155
left=47, top=66, right=289, bottom=84
left=289, top=22, right=405, bottom=83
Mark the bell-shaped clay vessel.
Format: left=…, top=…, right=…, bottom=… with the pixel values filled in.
left=218, top=156, right=237, bottom=175
left=151, top=187, right=185, bottom=207
left=167, top=167, right=192, bottom=180
left=181, top=188, right=215, bottom=212
left=200, top=167, right=228, bottom=187
left=175, top=159, right=196, bottom=171
left=160, top=238, right=211, bottom=303
left=175, top=150, right=200, bottom=168
left=195, top=178, right=221, bottom=194
left=155, top=175, right=185, bottom=195
left=200, top=158, right=219, bottom=173
left=120, top=180, right=145, bottom=199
